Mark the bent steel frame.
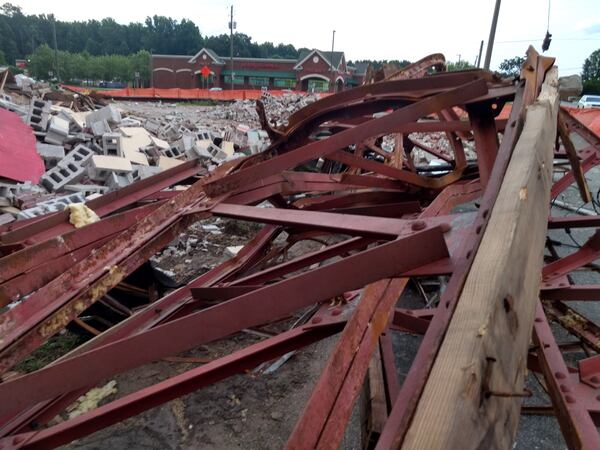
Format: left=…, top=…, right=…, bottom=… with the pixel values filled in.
left=1, top=46, right=599, bottom=449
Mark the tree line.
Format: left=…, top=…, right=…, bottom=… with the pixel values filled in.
left=0, top=2, right=302, bottom=65
left=26, top=44, right=151, bottom=86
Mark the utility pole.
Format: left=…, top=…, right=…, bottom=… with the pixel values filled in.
left=476, top=40, right=484, bottom=67
left=483, top=0, right=501, bottom=70
left=229, top=5, right=235, bottom=91
left=52, top=15, right=60, bottom=81
left=330, top=30, right=335, bottom=92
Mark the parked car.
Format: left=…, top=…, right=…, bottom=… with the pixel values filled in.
left=578, top=95, right=600, bottom=108
left=99, top=81, right=127, bottom=89
left=209, top=87, right=222, bottom=91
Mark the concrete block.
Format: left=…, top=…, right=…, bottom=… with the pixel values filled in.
left=101, top=132, right=123, bottom=157
left=86, top=105, right=121, bottom=126
left=65, top=144, right=95, bottom=166
left=36, top=143, right=65, bottom=168
left=48, top=116, right=69, bottom=137
left=150, top=136, right=170, bottom=150
left=196, top=129, right=213, bottom=141
left=64, top=184, right=109, bottom=197
left=38, top=145, right=93, bottom=192
left=87, top=155, right=133, bottom=181
left=40, top=160, right=86, bottom=192
left=90, top=119, right=111, bottom=137
left=144, top=119, right=161, bottom=134
left=58, top=108, right=84, bottom=132
left=18, top=192, right=86, bottom=219
left=187, top=139, right=227, bottom=162
left=247, top=129, right=270, bottom=154
left=131, top=165, right=162, bottom=182
left=162, top=146, right=186, bottom=159
left=158, top=122, right=181, bottom=141
left=27, top=98, right=51, bottom=131
left=158, top=156, right=185, bottom=170
left=123, top=147, right=149, bottom=166
left=176, top=134, right=196, bottom=152
left=120, top=134, right=153, bottom=155
left=106, top=172, right=133, bottom=191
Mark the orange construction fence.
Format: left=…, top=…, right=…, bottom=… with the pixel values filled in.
left=62, top=85, right=330, bottom=101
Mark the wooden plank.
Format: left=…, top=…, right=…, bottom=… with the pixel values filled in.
left=400, top=68, right=559, bottom=449
left=366, top=346, right=389, bottom=447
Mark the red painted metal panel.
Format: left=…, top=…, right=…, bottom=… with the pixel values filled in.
left=0, top=109, right=44, bottom=183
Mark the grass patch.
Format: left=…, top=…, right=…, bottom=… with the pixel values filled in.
left=15, top=331, right=86, bottom=373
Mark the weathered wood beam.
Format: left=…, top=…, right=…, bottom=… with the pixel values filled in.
left=400, top=68, right=559, bottom=449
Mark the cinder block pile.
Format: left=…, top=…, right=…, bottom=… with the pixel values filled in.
left=0, top=88, right=317, bottom=223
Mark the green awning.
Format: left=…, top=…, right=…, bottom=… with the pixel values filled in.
left=221, top=69, right=296, bottom=79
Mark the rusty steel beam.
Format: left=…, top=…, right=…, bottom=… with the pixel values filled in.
left=2, top=46, right=598, bottom=450
left=0, top=227, right=448, bottom=416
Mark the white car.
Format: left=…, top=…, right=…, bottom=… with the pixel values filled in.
left=578, top=95, right=600, bottom=108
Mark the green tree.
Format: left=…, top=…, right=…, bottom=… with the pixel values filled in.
left=0, top=3, right=300, bottom=63
left=582, top=49, right=600, bottom=83
left=446, top=60, right=474, bottom=71
left=0, top=48, right=5, bottom=65
left=27, top=43, right=54, bottom=79
left=130, top=50, right=151, bottom=85
left=581, top=49, right=600, bottom=94
left=498, top=56, right=525, bottom=77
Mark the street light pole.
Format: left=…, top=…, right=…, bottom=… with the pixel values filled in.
left=229, top=5, right=234, bottom=91
left=483, top=0, right=501, bottom=70
left=330, top=30, right=335, bottom=92
left=476, top=40, right=484, bottom=67
left=52, top=16, right=60, bottom=82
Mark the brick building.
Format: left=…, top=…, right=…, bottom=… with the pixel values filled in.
left=151, top=48, right=366, bottom=91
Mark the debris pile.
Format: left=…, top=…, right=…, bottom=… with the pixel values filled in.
left=200, top=91, right=320, bottom=128
left=0, top=88, right=282, bottom=223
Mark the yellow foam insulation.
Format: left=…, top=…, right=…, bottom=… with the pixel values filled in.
left=68, top=203, right=100, bottom=228
left=66, top=380, right=118, bottom=419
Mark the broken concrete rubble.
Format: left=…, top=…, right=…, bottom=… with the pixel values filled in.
left=0, top=87, right=305, bottom=223
left=36, top=143, right=65, bottom=168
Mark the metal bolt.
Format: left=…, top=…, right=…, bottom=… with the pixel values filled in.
left=411, top=220, right=426, bottom=231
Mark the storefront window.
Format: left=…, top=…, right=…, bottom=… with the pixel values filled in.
left=307, top=79, right=329, bottom=92
left=274, top=78, right=296, bottom=88
left=223, top=75, right=245, bottom=85
left=249, top=77, right=269, bottom=87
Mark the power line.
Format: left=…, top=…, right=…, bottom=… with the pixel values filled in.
left=496, top=38, right=600, bottom=43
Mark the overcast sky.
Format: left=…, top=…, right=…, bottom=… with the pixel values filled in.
left=10, top=0, right=600, bottom=75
